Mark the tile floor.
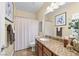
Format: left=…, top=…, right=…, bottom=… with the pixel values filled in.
left=14, top=48, right=36, bottom=56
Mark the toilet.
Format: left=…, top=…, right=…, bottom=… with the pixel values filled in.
left=30, top=42, right=35, bottom=51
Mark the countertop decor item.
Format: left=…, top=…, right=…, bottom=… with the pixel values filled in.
left=63, top=36, right=69, bottom=47
left=73, top=39, right=79, bottom=52
left=55, top=12, right=66, bottom=26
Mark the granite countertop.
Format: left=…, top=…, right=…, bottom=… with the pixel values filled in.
left=36, top=37, right=79, bottom=56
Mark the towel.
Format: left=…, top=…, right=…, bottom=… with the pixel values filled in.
left=7, top=24, right=15, bottom=45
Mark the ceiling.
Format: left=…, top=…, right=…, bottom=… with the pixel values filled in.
left=15, top=2, right=44, bottom=13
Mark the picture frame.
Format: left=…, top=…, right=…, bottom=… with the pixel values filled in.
left=55, top=12, right=66, bottom=26
left=5, top=2, right=14, bottom=23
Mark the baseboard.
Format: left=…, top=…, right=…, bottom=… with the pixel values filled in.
left=15, top=47, right=31, bottom=52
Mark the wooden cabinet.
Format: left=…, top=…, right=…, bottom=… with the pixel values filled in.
left=38, top=47, right=42, bottom=56
left=43, top=47, right=52, bottom=56
left=35, top=40, right=43, bottom=56
left=35, top=44, right=38, bottom=55
left=35, top=39, right=56, bottom=56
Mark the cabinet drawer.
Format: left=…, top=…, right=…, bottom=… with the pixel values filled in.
left=43, top=47, right=52, bottom=56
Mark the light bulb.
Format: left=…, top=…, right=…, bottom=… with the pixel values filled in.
left=58, top=2, right=66, bottom=6
left=53, top=3, right=59, bottom=9
left=47, top=6, right=50, bottom=10
left=50, top=2, right=54, bottom=7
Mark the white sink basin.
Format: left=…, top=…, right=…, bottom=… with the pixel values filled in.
left=40, top=38, right=49, bottom=41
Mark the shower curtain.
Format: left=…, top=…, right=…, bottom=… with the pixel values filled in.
left=15, top=17, right=38, bottom=51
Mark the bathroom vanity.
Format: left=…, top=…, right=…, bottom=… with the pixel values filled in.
left=35, top=37, right=79, bottom=56
left=35, top=39, right=55, bottom=56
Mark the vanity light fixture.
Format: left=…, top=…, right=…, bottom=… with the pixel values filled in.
left=45, top=2, right=66, bottom=15
left=50, top=2, right=54, bottom=8
left=52, top=3, right=59, bottom=9
left=45, top=6, right=54, bottom=15
left=47, top=6, right=50, bottom=10
left=45, top=9, right=54, bottom=15
left=46, top=2, right=59, bottom=13
left=58, top=2, right=66, bottom=6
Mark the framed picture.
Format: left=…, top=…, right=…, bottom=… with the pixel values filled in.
left=5, top=2, right=14, bottom=23
left=55, top=12, right=66, bottom=26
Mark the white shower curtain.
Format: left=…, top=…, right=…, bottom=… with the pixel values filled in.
left=28, top=20, right=38, bottom=47
left=15, top=17, right=38, bottom=51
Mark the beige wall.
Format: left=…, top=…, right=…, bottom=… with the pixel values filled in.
left=14, top=2, right=51, bottom=21
left=14, top=2, right=37, bottom=20
left=46, top=2, right=79, bottom=37
left=14, top=9, right=36, bottom=19
left=36, top=2, right=51, bottom=20
left=36, top=2, right=51, bottom=35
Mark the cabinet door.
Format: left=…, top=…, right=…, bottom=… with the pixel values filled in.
left=38, top=47, right=42, bottom=56
left=43, top=47, right=52, bottom=56
left=35, top=44, right=42, bottom=56
left=35, top=44, right=38, bottom=56
left=35, top=40, right=43, bottom=56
